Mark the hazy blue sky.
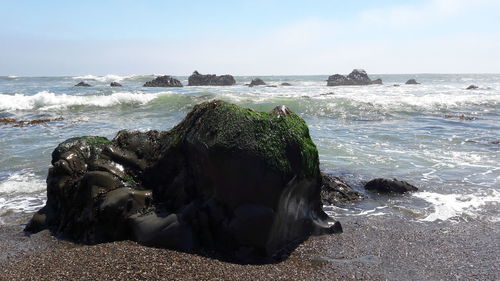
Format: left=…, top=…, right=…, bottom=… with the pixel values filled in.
left=1, top=0, right=499, bottom=75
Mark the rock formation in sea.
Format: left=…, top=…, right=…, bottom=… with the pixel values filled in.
left=110, top=82, right=122, bottom=87
left=466, top=85, right=478, bottom=90
left=249, top=78, right=266, bottom=87
left=364, top=178, right=418, bottom=194
left=327, top=69, right=382, bottom=86
left=75, top=81, right=91, bottom=87
left=281, top=82, right=292, bottom=86
left=143, top=76, right=183, bottom=87
left=320, top=174, right=365, bottom=205
left=25, top=101, right=341, bottom=262
left=405, top=79, right=420, bottom=85
left=0, top=117, right=64, bottom=127
left=188, top=71, right=236, bottom=86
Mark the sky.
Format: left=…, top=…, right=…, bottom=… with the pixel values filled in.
left=1, top=0, right=499, bottom=76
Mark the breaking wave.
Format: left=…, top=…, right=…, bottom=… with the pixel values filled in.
left=414, top=190, right=500, bottom=222
left=72, top=74, right=136, bottom=82
left=0, top=171, right=46, bottom=225
left=0, top=91, right=169, bottom=111
left=0, top=171, right=45, bottom=195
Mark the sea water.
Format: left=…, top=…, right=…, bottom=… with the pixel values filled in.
left=0, top=74, right=498, bottom=225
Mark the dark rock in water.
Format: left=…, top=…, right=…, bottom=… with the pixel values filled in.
left=458, top=114, right=476, bottom=120
left=0, top=117, right=64, bottom=127
left=143, top=76, right=183, bottom=87
left=110, top=82, right=122, bottom=87
left=327, top=69, right=382, bottom=86
left=466, top=85, right=478, bottom=90
left=75, top=81, right=91, bottom=87
left=320, top=92, right=335, bottom=96
left=346, top=69, right=371, bottom=83
left=393, top=84, right=400, bottom=87
left=281, top=82, right=292, bottom=86
left=444, top=114, right=476, bottom=120
left=320, top=174, right=365, bottom=205
left=188, top=71, right=236, bottom=86
left=327, top=74, right=349, bottom=86
left=364, top=178, right=418, bottom=194
left=25, top=100, right=340, bottom=262
left=249, top=78, right=266, bottom=86
left=266, top=85, right=277, bottom=88
left=405, top=79, right=420, bottom=85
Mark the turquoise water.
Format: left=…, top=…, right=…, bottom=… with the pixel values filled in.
left=0, top=74, right=499, bottom=224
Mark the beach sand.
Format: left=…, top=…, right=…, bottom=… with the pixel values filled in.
left=1, top=215, right=498, bottom=281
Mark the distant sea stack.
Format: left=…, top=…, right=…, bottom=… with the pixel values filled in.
left=249, top=78, right=266, bottom=87
left=405, top=79, right=420, bottom=85
left=327, top=69, right=382, bottom=86
left=143, top=76, right=183, bottom=87
left=188, top=71, right=236, bottom=86
left=466, top=85, right=478, bottom=90
left=110, top=82, right=122, bottom=87
left=75, top=81, right=91, bottom=87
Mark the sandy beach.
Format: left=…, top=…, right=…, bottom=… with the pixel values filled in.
left=1, top=214, right=498, bottom=281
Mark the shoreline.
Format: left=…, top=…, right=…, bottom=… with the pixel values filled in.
left=1, top=215, right=498, bottom=281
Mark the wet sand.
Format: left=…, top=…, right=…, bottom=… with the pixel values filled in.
left=0, top=215, right=498, bottom=281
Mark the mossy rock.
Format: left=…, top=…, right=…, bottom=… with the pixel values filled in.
left=150, top=101, right=321, bottom=207
left=26, top=100, right=339, bottom=262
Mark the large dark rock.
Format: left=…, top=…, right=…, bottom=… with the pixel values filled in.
left=110, top=82, right=122, bottom=87
left=25, top=101, right=340, bottom=262
left=364, top=178, right=418, bottom=194
left=75, top=81, right=91, bottom=87
left=466, top=85, right=478, bottom=90
left=281, top=82, right=292, bottom=86
left=405, top=79, right=420, bottom=85
left=144, top=76, right=183, bottom=87
left=249, top=78, right=266, bottom=86
left=188, top=71, right=236, bottom=86
left=320, top=174, right=365, bottom=205
left=327, top=69, right=382, bottom=86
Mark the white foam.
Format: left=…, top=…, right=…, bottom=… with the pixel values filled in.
left=338, top=89, right=500, bottom=110
left=0, top=171, right=46, bottom=194
left=324, top=205, right=389, bottom=219
left=0, top=91, right=166, bottom=111
left=0, top=172, right=46, bottom=224
left=0, top=194, right=46, bottom=224
left=414, top=190, right=500, bottom=222
left=217, top=83, right=500, bottom=112
left=72, top=74, right=134, bottom=82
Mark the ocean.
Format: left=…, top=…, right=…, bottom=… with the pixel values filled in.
left=0, top=73, right=499, bottom=226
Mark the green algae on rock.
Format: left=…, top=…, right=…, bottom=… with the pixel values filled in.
left=25, top=100, right=340, bottom=262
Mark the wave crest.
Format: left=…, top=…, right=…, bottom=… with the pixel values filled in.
left=72, top=74, right=135, bottom=82
left=0, top=91, right=166, bottom=111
